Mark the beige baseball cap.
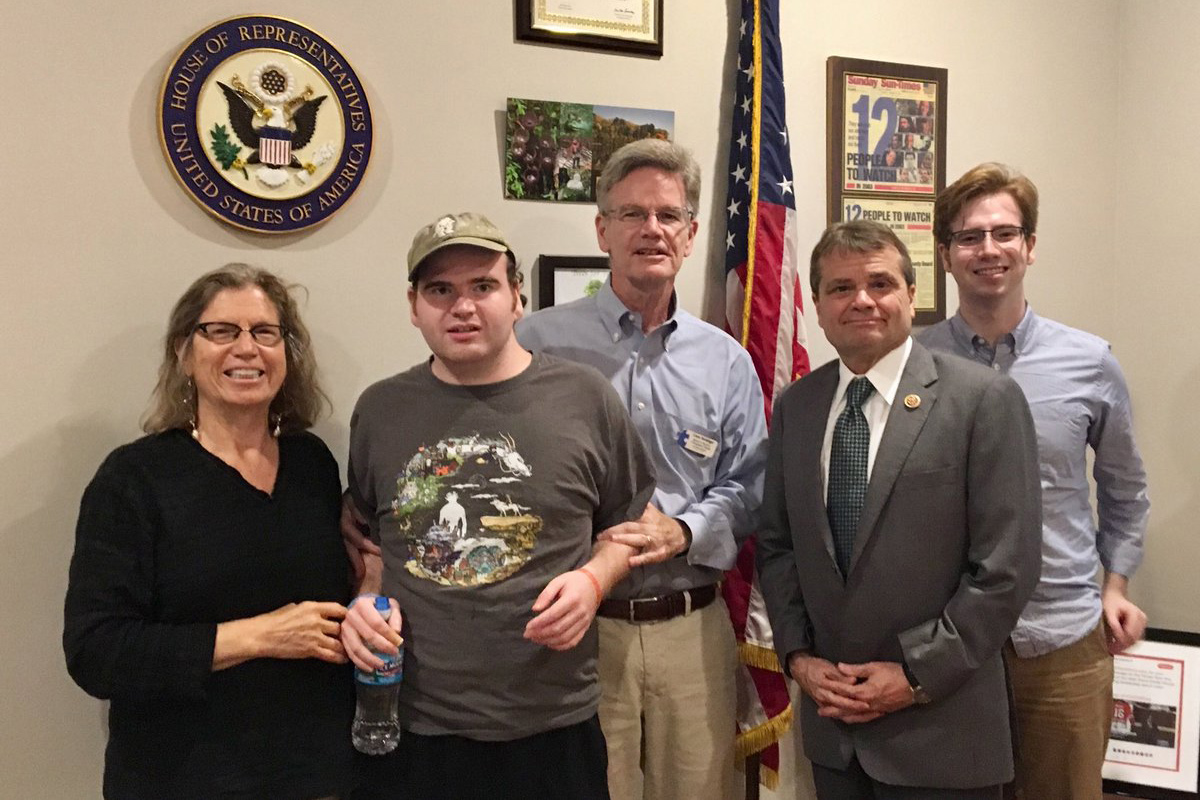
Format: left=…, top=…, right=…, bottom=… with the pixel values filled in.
left=406, top=212, right=514, bottom=279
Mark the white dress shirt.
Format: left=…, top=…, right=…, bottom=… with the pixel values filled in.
left=820, top=337, right=913, bottom=495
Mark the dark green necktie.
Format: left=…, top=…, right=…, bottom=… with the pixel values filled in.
left=828, top=377, right=875, bottom=577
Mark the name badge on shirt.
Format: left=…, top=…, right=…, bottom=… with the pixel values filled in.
left=676, top=429, right=718, bottom=458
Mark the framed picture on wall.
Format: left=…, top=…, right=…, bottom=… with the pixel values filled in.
left=827, top=56, right=948, bottom=325
left=1104, top=628, right=1200, bottom=799
left=514, top=0, right=663, bottom=57
left=503, top=97, right=674, bottom=203
left=535, top=255, right=609, bottom=309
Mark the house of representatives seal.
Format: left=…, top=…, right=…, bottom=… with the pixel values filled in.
left=159, top=16, right=372, bottom=233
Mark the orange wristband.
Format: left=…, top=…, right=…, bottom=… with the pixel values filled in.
left=577, top=567, right=603, bottom=604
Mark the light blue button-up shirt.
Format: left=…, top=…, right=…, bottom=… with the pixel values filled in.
left=920, top=307, right=1149, bottom=657
left=516, top=279, right=768, bottom=600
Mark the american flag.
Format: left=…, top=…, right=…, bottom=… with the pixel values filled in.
left=721, top=0, right=810, bottom=790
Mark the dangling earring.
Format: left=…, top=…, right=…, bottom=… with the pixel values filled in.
left=183, top=378, right=200, bottom=440
left=271, top=413, right=282, bottom=438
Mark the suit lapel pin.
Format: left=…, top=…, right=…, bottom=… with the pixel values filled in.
left=904, top=394, right=921, bottom=409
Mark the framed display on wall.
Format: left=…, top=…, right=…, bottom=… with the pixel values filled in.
left=827, top=56, right=947, bottom=324
left=1104, top=628, right=1200, bottom=799
left=534, top=255, right=609, bottom=309
left=514, top=0, right=663, bottom=57
left=503, top=97, right=673, bottom=203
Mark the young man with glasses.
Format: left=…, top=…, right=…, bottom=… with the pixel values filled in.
left=516, top=140, right=767, bottom=800
left=919, top=162, right=1151, bottom=800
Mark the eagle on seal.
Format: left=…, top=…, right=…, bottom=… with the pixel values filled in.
left=216, top=79, right=326, bottom=169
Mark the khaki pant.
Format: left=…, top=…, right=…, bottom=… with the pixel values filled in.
left=598, top=597, right=739, bottom=800
left=1005, top=622, right=1114, bottom=800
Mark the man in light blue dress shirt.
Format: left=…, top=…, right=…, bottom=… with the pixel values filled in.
left=517, top=139, right=768, bottom=800
left=919, top=163, right=1151, bottom=800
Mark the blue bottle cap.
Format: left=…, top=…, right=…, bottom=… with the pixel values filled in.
left=374, top=595, right=390, bottom=613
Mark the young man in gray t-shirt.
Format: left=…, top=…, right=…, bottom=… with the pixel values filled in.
left=341, top=212, right=654, bottom=800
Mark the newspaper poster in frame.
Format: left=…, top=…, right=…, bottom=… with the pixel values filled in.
left=827, top=57, right=947, bottom=324
left=1104, top=628, right=1200, bottom=799
left=514, top=0, right=663, bottom=57
left=842, top=197, right=939, bottom=315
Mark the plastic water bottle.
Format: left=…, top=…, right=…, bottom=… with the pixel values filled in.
left=351, top=595, right=403, bottom=755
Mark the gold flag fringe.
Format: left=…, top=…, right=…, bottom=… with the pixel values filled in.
left=734, top=702, right=794, bottom=761
left=733, top=640, right=794, bottom=789
left=734, top=705, right=793, bottom=790
left=739, top=640, right=782, bottom=671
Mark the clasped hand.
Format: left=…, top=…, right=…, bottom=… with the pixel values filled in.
left=595, top=504, right=688, bottom=567
left=788, top=654, right=915, bottom=724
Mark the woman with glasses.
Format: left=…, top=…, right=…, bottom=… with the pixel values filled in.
left=64, top=264, right=358, bottom=800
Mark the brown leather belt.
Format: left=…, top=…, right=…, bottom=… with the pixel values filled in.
left=597, top=584, right=718, bottom=623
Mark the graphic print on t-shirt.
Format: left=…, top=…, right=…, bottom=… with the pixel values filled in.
left=390, top=432, right=542, bottom=586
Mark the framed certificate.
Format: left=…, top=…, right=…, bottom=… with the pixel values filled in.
left=534, top=255, right=610, bottom=309
left=828, top=57, right=947, bottom=323
left=515, top=0, right=663, bottom=57
left=1104, top=628, right=1200, bottom=799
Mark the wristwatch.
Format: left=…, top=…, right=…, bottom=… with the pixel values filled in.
left=902, top=660, right=932, bottom=705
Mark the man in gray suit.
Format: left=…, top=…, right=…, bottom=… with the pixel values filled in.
left=757, top=220, right=1042, bottom=798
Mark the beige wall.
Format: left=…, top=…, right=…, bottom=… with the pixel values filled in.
left=1111, top=0, right=1199, bottom=632
left=3, top=1, right=1193, bottom=796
